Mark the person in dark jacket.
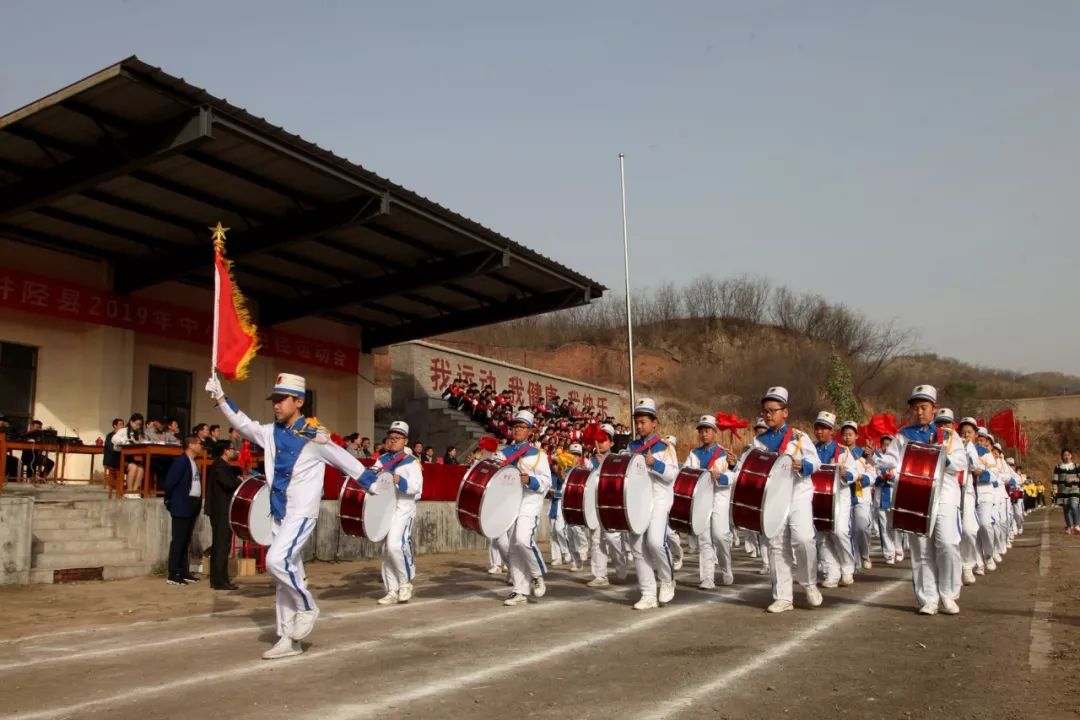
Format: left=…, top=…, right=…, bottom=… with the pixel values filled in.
left=163, top=435, right=204, bottom=586
left=205, top=441, right=242, bottom=590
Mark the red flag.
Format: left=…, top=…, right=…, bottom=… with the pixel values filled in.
left=989, top=409, right=1019, bottom=447
left=859, top=413, right=898, bottom=445
left=478, top=435, right=499, bottom=453
left=1019, top=432, right=1029, bottom=456
left=238, top=440, right=253, bottom=474
left=212, top=223, right=259, bottom=380
left=714, top=412, right=749, bottom=441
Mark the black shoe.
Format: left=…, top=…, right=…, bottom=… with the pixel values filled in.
left=166, top=577, right=188, bottom=586
left=182, top=575, right=200, bottom=583
left=212, top=582, right=239, bottom=591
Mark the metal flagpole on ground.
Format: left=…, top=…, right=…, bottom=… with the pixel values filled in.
left=619, top=153, right=636, bottom=417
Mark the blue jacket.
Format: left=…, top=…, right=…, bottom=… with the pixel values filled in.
left=163, top=453, right=202, bottom=518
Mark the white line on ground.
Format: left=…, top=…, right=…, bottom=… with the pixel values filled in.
left=1027, top=515, right=1054, bottom=671
left=313, top=581, right=772, bottom=720
left=634, top=578, right=908, bottom=720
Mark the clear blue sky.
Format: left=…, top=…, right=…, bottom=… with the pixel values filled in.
left=3, top=1, right=1079, bottom=374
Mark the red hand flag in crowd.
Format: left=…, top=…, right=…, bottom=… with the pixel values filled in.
left=478, top=435, right=499, bottom=453
left=212, top=223, right=259, bottom=380
left=238, top=440, right=253, bottom=474
left=989, top=409, right=1019, bottom=448
left=714, top=412, right=749, bottom=441
left=1019, top=432, right=1029, bottom=456
left=859, top=412, right=898, bottom=445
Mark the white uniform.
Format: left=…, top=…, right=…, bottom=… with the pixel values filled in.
left=993, top=456, right=1010, bottom=553
left=747, top=424, right=821, bottom=603
left=627, top=434, right=679, bottom=599
left=848, top=447, right=876, bottom=567
left=877, top=424, right=967, bottom=608
left=972, top=444, right=1000, bottom=566
left=959, top=441, right=983, bottom=572
left=218, top=399, right=365, bottom=640
left=683, top=443, right=733, bottom=587
left=871, top=451, right=898, bottom=562
left=588, top=453, right=629, bottom=580
left=492, top=442, right=553, bottom=597
left=548, top=471, right=572, bottom=565
left=366, top=451, right=423, bottom=595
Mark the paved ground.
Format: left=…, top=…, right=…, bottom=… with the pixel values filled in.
left=1, top=507, right=1076, bottom=720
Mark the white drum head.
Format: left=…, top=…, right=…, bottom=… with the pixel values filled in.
left=830, top=466, right=844, bottom=528
left=362, top=472, right=398, bottom=542
left=925, top=474, right=941, bottom=536
left=582, top=469, right=601, bottom=531
left=479, top=465, right=524, bottom=539
left=690, top=471, right=715, bottom=536
left=760, top=454, right=793, bottom=539
left=623, top=454, right=653, bottom=535
left=246, top=482, right=274, bottom=546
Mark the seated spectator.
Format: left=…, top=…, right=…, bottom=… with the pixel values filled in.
left=209, top=424, right=221, bottom=442
left=112, top=413, right=147, bottom=497
left=344, top=433, right=363, bottom=459
left=21, top=419, right=56, bottom=480
left=193, top=423, right=211, bottom=448
left=163, top=418, right=182, bottom=445
left=102, top=417, right=124, bottom=475
left=443, top=446, right=459, bottom=465
left=423, top=446, right=436, bottom=464
left=412, top=440, right=425, bottom=457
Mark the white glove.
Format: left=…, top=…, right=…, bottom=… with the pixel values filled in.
left=205, top=375, right=225, bottom=401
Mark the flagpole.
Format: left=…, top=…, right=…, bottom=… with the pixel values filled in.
left=619, top=153, right=636, bottom=417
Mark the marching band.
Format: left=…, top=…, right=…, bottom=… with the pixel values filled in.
left=212, top=374, right=1039, bottom=659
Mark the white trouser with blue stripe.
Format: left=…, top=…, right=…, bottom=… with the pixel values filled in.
left=630, top=494, right=675, bottom=598
left=382, top=506, right=416, bottom=594
left=873, top=505, right=896, bottom=560
left=267, top=514, right=318, bottom=639
left=549, top=502, right=571, bottom=564
left=960, top=487, right=982, bottom=571
left=496, top=513, right=546, bottom=596
left=910, top=503, right=962, bottom=606
left=768, top=479, right=817, bottom=602
left=820, top=491, right=854, bottom=581
left=850, top=498, right=872, bottom=563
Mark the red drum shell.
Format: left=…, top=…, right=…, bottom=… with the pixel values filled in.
left=670, top=468, right=707, bottom=535
left=229, top=477, right=268, bottom=544
left=730, top=449, right=774, bottom=534
left=562, top=467, right=593, bottom=528
left=456, top=460, right=500, bottom=535
left=892, top=441, right=943, bottom=536
left=811, top=464, right=839, bottom=533
left=597, top=455, right=633, bottom=532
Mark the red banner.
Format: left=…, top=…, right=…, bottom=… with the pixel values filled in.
left=989, top=409, right=1020, bottom=448
left=323, top=460, right=466, bottom=501
left=0, top=265, right=359, bottom=374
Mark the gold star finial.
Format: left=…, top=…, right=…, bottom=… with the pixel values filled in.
left=210, top=221, right=230, bottom=252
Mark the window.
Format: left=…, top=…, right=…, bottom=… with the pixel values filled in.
left=0, top=341, right=37, bottom=431
left=304, top=388, right=317, bottom=418
left=147, top=366, right=192, bottom=434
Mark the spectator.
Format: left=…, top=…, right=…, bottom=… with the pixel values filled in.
left=209, top=424, right=222, bottom=442
left=412, top=440, right=425, bottom=457
left=112, top=413, right=147, bottom=497
left=344, top=433, right=363, bottom=459
left=359, top=436, right=373, bottom=458
left=163, top=435, right=203, bottom=586
left=163, top=418, right=182, bottom=445
left=443, top=445, right=459, bottom=465
left=145, top=416, right=165, bottom=444
left=21, top=419, right=56, bottom=480
left=102, top=417, right=124, bottom=478
left=193, top=423, right=210, bottom=443
left=463, top=449, right=476, bottom=465
left=228, top=427, right=243, bottom=452
left=205, top=440, right=242, bottom=590
left=423, top=446, right=435, bottom=464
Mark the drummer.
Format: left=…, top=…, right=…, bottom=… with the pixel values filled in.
left=974, top=428, right=1002, bottom=571
left=493, top=409, right=553, bottom=606
left=586, top=423, right=630, bottom=588
left=206, top=372, right=367, bottom=659
left=744, top=419, right=771, bottom=573
left=752, top=387, right=823, bottom=613
left=683, top=414, right=734, bottom=589
left=954, top=416, right=985, bottom=581
left=566, top=443, right=591, bottom=572
left=812, top=411, right=856, bottom=589
left=627, top=398, right=680, bottom=610
left=871, top=434, right=899, bottom=565
left=358, top=420, right=423, bottom=606
left=839, top=420, right=875, bottom=573
left=875, top=385, right=966, bottom=616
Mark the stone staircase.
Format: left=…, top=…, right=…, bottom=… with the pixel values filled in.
left=30, top=502, right=151, bottom=584
left=405, top=397, right=489, bottom=454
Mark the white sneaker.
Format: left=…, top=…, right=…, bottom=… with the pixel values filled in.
left=720, top=573, right=734, bottom=586
left=940, top=597, right=960, bottom=615
left=569, top=563, right=582, bottom=572
left=290, top=608, right=319, bottom=640
left=586, top=576, right=610, bottom=588
left=895, top=552, right=905, bottom=562
left=962, top=569, right=976, bottom=585
left=658, top=581, right=675, bottom=603
left=633, top=594, right=659, bottom=610
left=885, top=558, right=896, bottom=566
left=805, top=586, right=823, bottom=607
left=551, top=559, right=564, bottom=567
left=767, top=600, right=794, bottom=614
left=986, top=559, right=997, bottom=572
left=487, top=565, right=503, bottom=575
left=377, top=592, right=399, bottom=606
left=992, top=553, right=1003, bottom=563
left=398, top=583, right=413, bottom=602
left=748, top=547, right=758, bottom=558
left=673, top=559, right=684, bottom=571
left=262, top=637, right=302, bottom=660
left=861, top=559, right=873, bottom=570
left=974, top=566, right=986, bottom=576
left=531, top=577, right=546, bottom=598
left=698, top=581, right=716, bottom=590
left=918, top=603, right=938, bottom=616
left=503, top=592, right=528, bottom=606
left=821, top=578, right=839, bottom=589
left=840, top=574, right=855, bottom=587
left=758, top=565, right=771, bottom=575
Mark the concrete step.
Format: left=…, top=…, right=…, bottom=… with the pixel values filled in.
left=33, top=506, right=90, bottom=521
left=34, top=537, right=127, bottom=554
left=32, top=548, right=143, bottom=569
left=29, top=562, right=154, bottom=584
left=32, top=518, right=99, bottom=531
left=33, top=526, right=115, bottom=542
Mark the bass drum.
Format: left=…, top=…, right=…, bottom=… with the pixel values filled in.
left=229, top=477, right=273, bottom=546
left=669, top=468, right=714, bottom=536
left=456, top=460, right=524, bottom=539
left=891, top=441, right=944, bottom=536
left=596, top=454, right=652, bottom=534
left=339, top=472, right=397, bottom=542
left=730, top=449, right=793, bottom=538
left=810, top=464, right=843, bottom=533
left=562, top=466, right=600, bottom=530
